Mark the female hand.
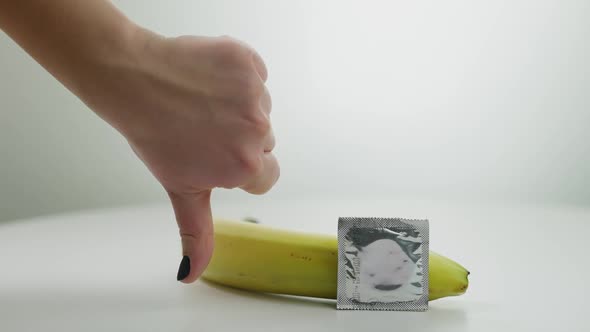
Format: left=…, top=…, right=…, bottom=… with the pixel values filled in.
left=0, top=0, right=279, bottom=283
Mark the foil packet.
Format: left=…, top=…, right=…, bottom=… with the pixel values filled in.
left=337, top=217, right=429, bottom=311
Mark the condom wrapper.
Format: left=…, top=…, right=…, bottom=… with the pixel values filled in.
left=337, top=217, right=429, bottom=311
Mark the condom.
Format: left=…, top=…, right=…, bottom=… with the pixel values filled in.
left=337, top=217, right=429, bottom=311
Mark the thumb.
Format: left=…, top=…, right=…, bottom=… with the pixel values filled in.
left=168, top=190, right=214, bottom=283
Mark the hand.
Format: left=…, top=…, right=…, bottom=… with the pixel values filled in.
left=83, top=31, right=279, bottom=283
left=0, top=0, right=279, bottom=283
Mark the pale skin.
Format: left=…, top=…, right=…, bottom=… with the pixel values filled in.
left=0, top=0, right=279, bottom=283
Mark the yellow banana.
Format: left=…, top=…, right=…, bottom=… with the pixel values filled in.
left=202, top=219, right=469, bottom=301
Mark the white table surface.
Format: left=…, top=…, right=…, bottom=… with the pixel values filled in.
left=1, top=196, right=588, bottom=331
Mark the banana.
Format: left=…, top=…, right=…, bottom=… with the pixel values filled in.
left=202, top=219, right=469, bottom=301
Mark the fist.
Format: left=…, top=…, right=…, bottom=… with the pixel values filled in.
left=128, top=35, right=278, bottom=195
left=86, top=32, right=280, bottom=282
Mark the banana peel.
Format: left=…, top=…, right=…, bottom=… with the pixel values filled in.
left=202, top=219, right=469, bottom=301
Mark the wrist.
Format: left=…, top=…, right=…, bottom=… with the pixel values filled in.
left=73, top=18, right=150, bottom=111
left=77, top=21, right=166, bottom=138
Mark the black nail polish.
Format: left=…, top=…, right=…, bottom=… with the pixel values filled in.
left=177, top=255, right=190, bottom=281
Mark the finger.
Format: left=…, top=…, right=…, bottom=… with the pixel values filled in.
left=260, top=85, right=272, bottom=115
left=240, top=152, right=280, bottom=195
left=168, top=190, right=214, bottom=283
left=251, top=50, right=268, bottom=82
left=219, top=35, right=267, bottom=82
left=264, top=127, right=275, bottom=153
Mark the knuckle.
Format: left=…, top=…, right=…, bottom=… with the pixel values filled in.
left=215, top=36, right=248, bottom=64
left=262, top=87, right=272, bottom=112
left=217, top=35, right=240, bottom=50
left=236, top=149, right=263, bottom=176
left=219, top=34, right=234, bottom=41
left=248, top=111, right=271, bottom=136
left=239, top=76, right=264, bottom=98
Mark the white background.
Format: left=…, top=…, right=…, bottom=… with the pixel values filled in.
left=1, top=2, right=589, bottom=330
left=1, top=0, right=589, bottom=222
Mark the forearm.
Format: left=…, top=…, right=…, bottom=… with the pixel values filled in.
left=0, top=0, right=139, bottom=100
